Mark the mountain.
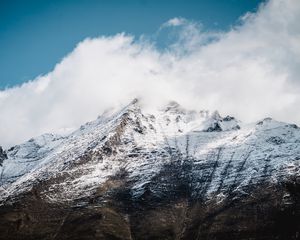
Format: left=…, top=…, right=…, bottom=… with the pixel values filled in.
left=0, top=99, right=299, bottom=240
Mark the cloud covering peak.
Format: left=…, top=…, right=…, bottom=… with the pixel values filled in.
left=1, top=0, right=300, bottom=147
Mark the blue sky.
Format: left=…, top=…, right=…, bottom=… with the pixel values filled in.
left=0, top=0, right=265, bottom=89
left=1, top=0, right=300, bottom=147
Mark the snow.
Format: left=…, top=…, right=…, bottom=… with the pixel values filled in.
left=0, top=100, right=300, bottom=204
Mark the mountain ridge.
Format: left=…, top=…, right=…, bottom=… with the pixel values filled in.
left=0, top=99, right=299, bottom=239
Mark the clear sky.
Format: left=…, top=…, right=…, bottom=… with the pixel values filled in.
left=0, top=0, right=265, bottom=89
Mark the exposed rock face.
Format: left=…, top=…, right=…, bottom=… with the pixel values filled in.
left=0, top=146, right=7, bottom=166
left=0, top=100, right=299, bottom=239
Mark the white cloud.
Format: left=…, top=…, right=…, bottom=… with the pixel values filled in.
left=0, top=0, right=300, bottom=147
left=162, top=17, right=187, bottom=27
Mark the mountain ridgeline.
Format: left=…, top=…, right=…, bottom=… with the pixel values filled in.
left=0, top=99, right=299, bottom=240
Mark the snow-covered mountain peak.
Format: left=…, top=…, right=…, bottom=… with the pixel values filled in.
left=211, top=110, right=221, bottom=120
left=162, top=101, right=187, bottom=114
left=0, top=99, right=300, bottom=207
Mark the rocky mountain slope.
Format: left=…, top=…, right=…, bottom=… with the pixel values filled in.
left=0, top=99, right=299, bottom=240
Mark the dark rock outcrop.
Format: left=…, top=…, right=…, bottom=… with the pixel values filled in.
left=0, top=178, right=299, bottom=240
left=0, top=146, right=7, bottom=166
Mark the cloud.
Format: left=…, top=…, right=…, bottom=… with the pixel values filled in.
left=0, top=0, right=300, bottom=147
left=162, top=17, right=187, bottom=27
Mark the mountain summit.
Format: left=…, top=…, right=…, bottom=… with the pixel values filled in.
left=0, top=99, right=299, bottom=240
